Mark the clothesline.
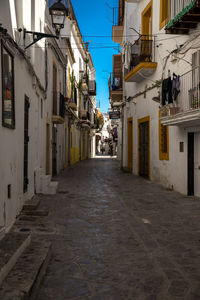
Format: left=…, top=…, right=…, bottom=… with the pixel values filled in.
left=177, top=65, right=200, bottom=78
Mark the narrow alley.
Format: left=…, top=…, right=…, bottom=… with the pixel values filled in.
left=24, top=157, right=200, bottom=300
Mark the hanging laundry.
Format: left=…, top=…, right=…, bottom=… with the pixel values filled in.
left=162, top=77, right=173, bottom=105
left=172, top=74, right=180, bottom=101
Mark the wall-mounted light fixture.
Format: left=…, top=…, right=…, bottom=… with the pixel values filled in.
left=49, top=0, right=68, bottom=35
left=23, top=30, right=58, bottom=50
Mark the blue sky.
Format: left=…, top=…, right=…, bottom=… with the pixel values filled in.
left=49, top=0, right=119, bottom=112
left=71, top=0, right=119, bottom=113
left=61, top=0, right=120, bottom=113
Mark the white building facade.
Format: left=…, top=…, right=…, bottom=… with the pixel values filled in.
left=112, top=0, right=200, bottom=196
left=0, top=0, right=97, bottom=231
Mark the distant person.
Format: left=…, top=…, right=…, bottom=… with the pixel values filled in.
left=101, top=141, right=105, bottom=155
left=109, top=141, right=113, bottom=156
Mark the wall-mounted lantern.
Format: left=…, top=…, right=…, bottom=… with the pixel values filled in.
left=49, top=0, right=68, bottom=35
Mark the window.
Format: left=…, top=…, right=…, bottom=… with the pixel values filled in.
left=142, top=1, right=152, bottom=36
left=160, top=0, right=169, bottom=30
left=2, top=43, right=15, bottom=128
left=159, top=111, right=169, bottom=160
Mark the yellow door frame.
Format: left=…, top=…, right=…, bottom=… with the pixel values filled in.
left=138, top=116, right=151, bottom=179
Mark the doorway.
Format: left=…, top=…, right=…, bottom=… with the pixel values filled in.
left=52, top=125, right=57, bottom=177
left=46, top=123, right=50, bottom=175
left=188, top=132, right=194, bottom=196
left=138, top=117, right=150, bottom=179
left=24, top=96, right=30, bottom=193
left=127, top=118, right=133, bottom=171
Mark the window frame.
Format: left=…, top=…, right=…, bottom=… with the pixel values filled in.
left=160, top=0, right=169, bottom=30
left=142, top=0, right=153, bottom=36
left=1, top=41, right=15, bottom=129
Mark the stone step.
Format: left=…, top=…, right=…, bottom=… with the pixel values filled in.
left=22, top=210, right=49, bottom=217
left=0, top=233, right=31, bottom=286
left=23, top=196, right=41, bottom=211
left=0, top=239, right=51, bottom=300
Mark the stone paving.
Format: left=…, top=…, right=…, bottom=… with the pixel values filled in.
left=36, top=157, right=200, bottom=300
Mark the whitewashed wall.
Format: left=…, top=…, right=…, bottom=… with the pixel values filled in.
left=122, top=0, right=200, bottom=195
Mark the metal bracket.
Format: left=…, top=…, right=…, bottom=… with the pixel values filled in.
left=24, top=30, right=58, bottom=50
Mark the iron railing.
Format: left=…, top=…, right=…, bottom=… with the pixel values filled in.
left=53, top=91, right=57, bottom=115
left=79, top=71, right=89, bottom=86
left=112, top=0, right=124, bottom=26
left=169, top=0, right=197, bottom=21
left=111, top=75, right=123, bottom=91
left=129, top=35, right=155, bottom=71
left=161, top=67, right=200, bottom=117
left=88, top=80, right=96, bottom=95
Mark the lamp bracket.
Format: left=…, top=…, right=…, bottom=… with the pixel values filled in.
left=24, top=30, right=58, bottom=50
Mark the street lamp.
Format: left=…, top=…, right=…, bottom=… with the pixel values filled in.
left=49, top=0, right=68, bottom=35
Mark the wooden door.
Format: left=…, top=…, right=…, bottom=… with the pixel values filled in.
left=24, top=96, right=30, bottom=193
left=139, top=120, right=150, bottom=179
left=127, top=118, right=133, bottom=171
left=188, top=132, right=194, bottom=196
left=52, top=126, right=57, bottom=177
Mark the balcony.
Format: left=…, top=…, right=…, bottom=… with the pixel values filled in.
left=79, top=110, right=87, bottom=119
left=160, top=67, right=200, bottom=127
left=112, top=3, right=124, bottom=45
left=112, top=25, right=123, bottom=45
left=79, top=71, right=88, bottom=95
left=52, top=93, right=65, bottom=124
left=88, top=80, right=96, bottom=96
left=166, top=0, right=200, bottom=34
left=124, top=35, right=157, bottom=83
left=80, top=110, right=91, bottom=128
left=109, top=53, right=123, bottom=103
left=109, top=76, right=123, bottom=103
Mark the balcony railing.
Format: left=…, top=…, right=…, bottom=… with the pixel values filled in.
left=124, top=35, right=156, bottom=76
left=166, top=0, right=200, bottom=33
left=169, top=0, right=196, bottom=21
left=131, top=35, right=155, bottom=68
left=80, top=110, right=91, bottom=121
left=88, top=80, right=96, bottom=96
left=112, top=0, right=124, bottom=26
left=112, top=76, right=123, bottom=91
left=161, top=67, right=200, bottom=118
left=79, top=71, right=89, bottom=86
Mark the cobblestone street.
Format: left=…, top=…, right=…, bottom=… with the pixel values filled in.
left=36, top=158, right=200, bottom=300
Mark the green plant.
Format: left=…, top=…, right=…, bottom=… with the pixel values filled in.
left=77, top=79, right=83, bottom=92
left=83, top=58, right=89, bottom=64
left=192, top=96, right=200, bottom=108
left=70, top=70, right=76, bottom=99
